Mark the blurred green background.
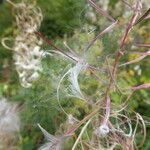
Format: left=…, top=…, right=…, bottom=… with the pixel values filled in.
left=0, top=0, right=149, bottom=149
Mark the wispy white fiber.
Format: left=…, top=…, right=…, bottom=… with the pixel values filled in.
left=0, top=97, right=20, bottom=136
left=38, top=124, right=62, bottom=150
left=57, top=60, right=87, bottom=109
left=0, top=97, right=20, bottom=149
left=95, top=124, right=110, bottom=137
left=68, top=61, right=88, bottom=100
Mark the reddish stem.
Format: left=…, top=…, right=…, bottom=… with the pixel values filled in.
left=35, top=31, right=77, bottom=62
left=103, top=95, right=110, bottom=125
left=87, top=0, right=116, bottom=22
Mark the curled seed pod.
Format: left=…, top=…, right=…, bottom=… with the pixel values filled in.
left=2, top=0, right=44, bottom=88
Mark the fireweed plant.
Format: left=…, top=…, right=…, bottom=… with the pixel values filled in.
left=2, top=0, right=44, bottom=88
left=35, top=0, right=150, bottom=149
left=1, top=0, right=150, bottom=149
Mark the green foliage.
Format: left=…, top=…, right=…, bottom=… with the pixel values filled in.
left=38, top=0, right=85, bottom=38
left=0, top=0, right=150, bottom=149
left=0, top=3, right=13, bottom=61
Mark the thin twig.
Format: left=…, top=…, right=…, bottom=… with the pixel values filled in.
left=35, top=31, right=77, bottom=62
left=87, top=0, right=116, bottom=22
left=134, top=8, right=150, bottom=26
left=134, top=43, right=150, bottom=48
left=84, top=21, right=118, bottom=52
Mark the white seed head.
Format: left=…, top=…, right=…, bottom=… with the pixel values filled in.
left=3, top=1, right=44, bottom=88
left=69, top=61, right=88, bottom=100
left=0, top=97, right=20, bottom=144
left=95, top=125, right=110, bottom=137
left=38, top=124, right=62, bottom=150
